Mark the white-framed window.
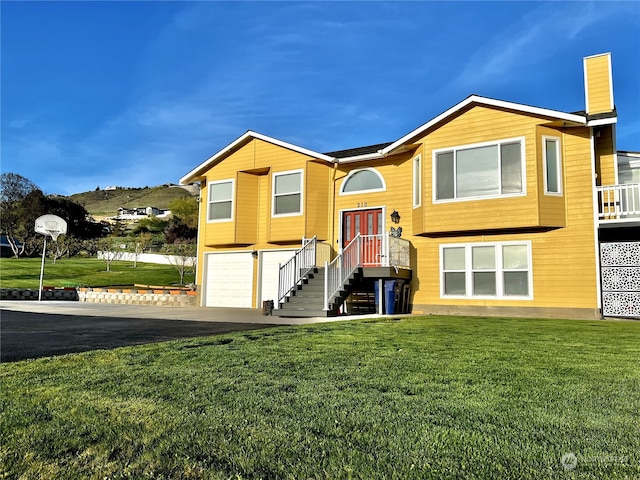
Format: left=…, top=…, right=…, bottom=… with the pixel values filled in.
left=207, top=179, right=234, bottom=222
left=340, top=168, right=386, bottom=195
left=433, top=137, right=525, bottom=202
left=440, top=241, right=532, bottom=299
left=543, top=136, right=562, bottom=195
left=272, top=169, right=303, bottom=216
left=413, top=155, right=422, bottom=208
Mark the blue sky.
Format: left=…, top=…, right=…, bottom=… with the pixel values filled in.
left=2, top=1, right=639, bottom=196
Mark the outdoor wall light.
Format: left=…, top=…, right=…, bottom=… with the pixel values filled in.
left=391, top=210, right=401, bottom=224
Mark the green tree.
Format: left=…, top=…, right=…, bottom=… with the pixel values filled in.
left=163, top=216, right=197, bottom=244
left=0, top=173, right=38, bottom=257
left=131, top=217, right=167, bottom=235
left=0, top=173, right=38, bottom=203
left=168, top=196, right=198, bottom=229
left=2, top=186, right=105, bottom=258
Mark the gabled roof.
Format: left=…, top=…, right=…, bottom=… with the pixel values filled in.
left=181, top=94, right=598, bottom=183
left=180, top=131, right=334, bottom=185
left=379, top=95, right=588, bottom=157
left=326, top=95, right=592, bottom=163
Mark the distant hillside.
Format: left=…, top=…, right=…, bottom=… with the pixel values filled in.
left=68, top=185, right=197, bottom=217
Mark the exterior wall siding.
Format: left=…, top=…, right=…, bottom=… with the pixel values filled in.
left=235, top=172, right=259, bottom=245
left=305, top=161, right=331, bottom=241
left=195, top=138, right=334, bottom=306
left=405, top=111, right=600, bottom=314
left=536, top=125, right=566, bottom=228
left=334, top=153, right=414, bottom=245
left=420, top=107, right=541, bottom=233
left=411, top=147, right=425, bottom=235
left=594, top=125, right=616, bottom=186
left=585, top=54, right=613, bottom=115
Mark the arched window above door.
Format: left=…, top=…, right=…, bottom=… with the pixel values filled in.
left=340, top=168, right=386, bottom=195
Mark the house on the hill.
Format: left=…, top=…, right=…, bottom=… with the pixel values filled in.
left=114, top=206, right=171, bottom=221
left=180, top=53, right=640, bottom=320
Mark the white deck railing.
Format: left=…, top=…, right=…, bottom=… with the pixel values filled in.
left=597, top=184, right=640, bottom=221
left=323, top=233, right=411, bottom=310
left=278, top=236, right=317, bottom=304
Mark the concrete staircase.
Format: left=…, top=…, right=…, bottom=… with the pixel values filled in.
left=277, top=267, right=363, bottom=318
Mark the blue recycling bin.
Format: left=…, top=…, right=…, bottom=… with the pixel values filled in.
left=385, top=281, right=397, bottom=314
left=374, top=280, right=398, bottom=314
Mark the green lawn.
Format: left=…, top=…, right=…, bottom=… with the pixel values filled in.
left=1, top=316, right=638, bottom=479
left=0, top=257, right=194, bottom=289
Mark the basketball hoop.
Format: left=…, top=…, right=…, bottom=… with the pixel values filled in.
left=35, top=214, right=67, bottom=241
left=34, top=215, right=68, bottom=301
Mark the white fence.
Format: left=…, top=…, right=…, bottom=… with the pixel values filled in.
left=97, top=251, right=196, bottom=267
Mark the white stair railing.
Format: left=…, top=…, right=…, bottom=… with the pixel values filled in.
left=323, top=233, right=412, bottom=311
left=278, top=236, right=317, bottom=304
left=324, top=234, right=361, bottom=311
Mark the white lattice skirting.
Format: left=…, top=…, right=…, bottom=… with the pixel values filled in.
left=601, top=267, right=640, bottom=291
left=601, top=242, right=640, bottom=318
left=600, top=242, right=640, bottom=267
left=602, top=292, right=640, bottom=317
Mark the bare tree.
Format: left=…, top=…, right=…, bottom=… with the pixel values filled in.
left=98, top=238, right=125, bottom=272
left=163, top=241, right=196, bottom=285
left=130, top=232, right=152, bottom=268
left=47, top=235, right=70, bottom=264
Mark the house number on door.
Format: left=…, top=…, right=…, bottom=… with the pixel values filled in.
left=357, top=202, right=368, bottom=208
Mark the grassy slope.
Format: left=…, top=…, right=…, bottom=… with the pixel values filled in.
left=0, top=257, right=194, bottom=288
left=1, top=317, right=638, bottom=479
left=69, top=186, right=193, bottom=216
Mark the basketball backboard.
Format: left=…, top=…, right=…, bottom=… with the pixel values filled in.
left=34, top=214, right=68, bottom=241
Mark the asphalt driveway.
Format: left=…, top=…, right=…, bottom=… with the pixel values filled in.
left=0, top=304, right=279, bottom=362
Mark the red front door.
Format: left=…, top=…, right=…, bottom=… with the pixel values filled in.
left=342, top=209, right=383, bottom=266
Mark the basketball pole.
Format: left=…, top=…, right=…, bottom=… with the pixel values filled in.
left=38, top=235, right=48, bottom=301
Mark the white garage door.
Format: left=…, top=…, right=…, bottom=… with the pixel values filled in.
left=204, top=252, right=254, bottom=308
left=259, top=250, right=297, bottom=309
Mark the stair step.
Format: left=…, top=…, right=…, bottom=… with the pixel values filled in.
left=277, top=265, right=364, bottom=316
left=296, top=284, right=324, bottom=292
left=291, top=291, right=324, bottom=298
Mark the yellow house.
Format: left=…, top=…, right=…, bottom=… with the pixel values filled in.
left=181, top=53, right=640, bottom=320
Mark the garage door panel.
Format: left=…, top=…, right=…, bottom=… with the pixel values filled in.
left=260, top=250, right=296, bottom=309
left=205, top=252, right=253, bottom=308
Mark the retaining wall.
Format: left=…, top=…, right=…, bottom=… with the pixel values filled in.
left=1, top=287, right=198, bottom=307
left=0, top=288, right=79, bottom=301
left=77, top=288, right=197, bottom=307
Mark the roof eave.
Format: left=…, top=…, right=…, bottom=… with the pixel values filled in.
left=337, top=152, right=385, bottom=163
left=180, top=131, right=335, bottom=185
left=587, top=117, right=617, bottom=127
left=180, top=131, right=256, bottom=185
left=380, top=95, right=588, bottom=155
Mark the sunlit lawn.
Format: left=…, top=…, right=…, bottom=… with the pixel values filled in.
left=1, top=316, right=638, bottom=479
left=0, top=257, right=194, bottom=289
